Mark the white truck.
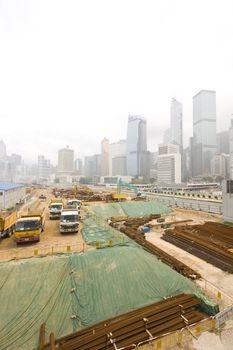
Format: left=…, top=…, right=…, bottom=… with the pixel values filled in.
left=49, top=199, right=63, bottom=220
left=60, top=209, right=79, bottom=234
left=66, top=199, right=81, bottom=215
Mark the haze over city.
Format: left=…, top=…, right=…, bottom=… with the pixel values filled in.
left=1, top=0, right=233, bottom=162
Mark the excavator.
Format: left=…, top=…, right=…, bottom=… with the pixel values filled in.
left=106, top=178, right=145, bottom=202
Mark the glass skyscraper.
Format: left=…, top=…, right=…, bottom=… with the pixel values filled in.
left=192, top=90, right=216, bottom=176
left=170, top=98, right=183, bottom=149
left=126, top=115, right=149, bottom=177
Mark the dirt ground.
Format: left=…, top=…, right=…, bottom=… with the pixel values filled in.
left=0, top=188, right=87, bottom=260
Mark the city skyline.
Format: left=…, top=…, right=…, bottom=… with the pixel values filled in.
left=1, top=1, right=233, bottom=162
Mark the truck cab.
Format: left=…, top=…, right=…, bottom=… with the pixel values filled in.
left=60, top=209, right=79, bottom=234
left=14, top=210, right=45, bottom=243
left=49, top=200, right=63, bottom=219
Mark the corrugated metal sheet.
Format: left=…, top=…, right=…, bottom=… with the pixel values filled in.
left=0, top=182, right=25, bottom=191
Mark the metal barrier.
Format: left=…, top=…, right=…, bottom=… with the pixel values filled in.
left=197, top=278, right=233, bottom=310
left=0, top=242, right=91, bottom=262
left=137, top=318, right=216, bottom=349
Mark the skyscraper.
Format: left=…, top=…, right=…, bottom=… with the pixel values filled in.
left=57, top=146, right=74, bottom=173
left=170, top=98, right=183, bottom=149
left=217, top=131, right=230, bottom=154
left=109, top=140, right=126, bottom=176
left=75, top=158, right=83, bottom=175
left=192, top=90, right=216, bottom=176
left=101, top=138, right=109, bottom=176
left=38, top=155, right=51, bottom=181
left=126, top=115, right=149, bottom=177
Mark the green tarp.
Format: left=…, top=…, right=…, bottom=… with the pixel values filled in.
left=82, top=214, right=135, bottom=247
left=0, top=247, right=218, bottom=350
left=0, top=200, right=218, bottom=349
left=89, top=200, right=172, bottom=220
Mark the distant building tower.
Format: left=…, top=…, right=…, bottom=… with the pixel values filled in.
left=109, top=140, right=127, bottom=176
left=126, top=115, right=149, bottom=177
left=84, top=155, right=102, bottom=177
left=84, top=156, right=95, bottom=177
left=0, top=139, right=7, bottom=159
left=229, top=118, right=233, bottom=179
left=38, top=155, right=51, bottom=181
left=75, top=158, right=83, bottom=175
left=57, top=146, right=74, bottom=173
left=192, top=90, right=216, bottom=176
left=101, top=138, right=109, bottom=176
left=170, top=98, right=183, bottom=149
left=211, top=154, right=229, bottom=179
left=157, top=144, right=181, bottom=185
left=217, top=131, right=230, bottom=154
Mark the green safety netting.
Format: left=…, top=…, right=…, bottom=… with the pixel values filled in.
left=82, top=213, right=136, bottom=247
left=0, top=247, right=218, bottom=350
left=89, top=200, right=172, bottom=220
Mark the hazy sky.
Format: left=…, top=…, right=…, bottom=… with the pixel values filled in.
left=1, top=0, right=233, bottom=164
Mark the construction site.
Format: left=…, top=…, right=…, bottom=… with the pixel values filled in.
left=0, top=186, right=233, bottom=350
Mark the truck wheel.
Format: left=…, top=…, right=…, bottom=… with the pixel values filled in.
left=6, top=230, right=11, bottom=238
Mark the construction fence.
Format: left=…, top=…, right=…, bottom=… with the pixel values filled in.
left=0, top=242, right=93, bottom=262
left=138, top=318, right=216, bottom=350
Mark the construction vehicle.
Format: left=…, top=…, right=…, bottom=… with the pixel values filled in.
left=105, top=193, right=128, bottom=202
left=67, top=199, right=82, bottom=208
left=106, top=178, right=141, bottom=202
left=66, top=199, right=81, bottom=215
left=14, top=209, right=45, bottom=243
left=117, top=178, right=148, bottom=201
left=0, top=211, right=17, bottom=238
left=49, top=199, right=64, bottom=219
left=60, top=209, right=79, bottom=234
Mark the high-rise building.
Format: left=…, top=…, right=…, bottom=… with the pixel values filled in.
left=192, top=90, right=216, bottom=176
left=157, top=144, right=181, bottom=184
left=158, top=143, right=180, bottom=155
left=229, top=119, right=233, bottom=179
left=84, top=155, right=102, bottom=177
left=126, top=115, right=149, bottom=177
left=57, top=146, right=74, bottom=173
left=75, top=158, right=83, bottom=175
left=101, top=138, right=109, bottom=176
left=217, top=131, right=230, bottom=154
left=170, top=98, right=183, bottom=149
left=109, top=140, right=127, bottom=176
left=38, top=155, right=51, bottom=181
left=0, top=139, right=7, bottom=159
left=182, top=146, right=191, bottom=181
left=112, top=156, right=127, bottom=176
left=211, top=154, right=229, bottom=179
left=84, top=156, right=94, bottom=177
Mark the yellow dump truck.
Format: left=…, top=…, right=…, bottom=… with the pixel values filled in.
left=0, top=211, right=17, bottom=238
left=14, top=209, right=45, bottom=244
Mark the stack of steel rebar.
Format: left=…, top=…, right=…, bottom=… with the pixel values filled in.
left=41, top=294, right=208, bottom=350
left=162, top=222, right=233, bottom=273
left=119, top=221, right=201, bottom=280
